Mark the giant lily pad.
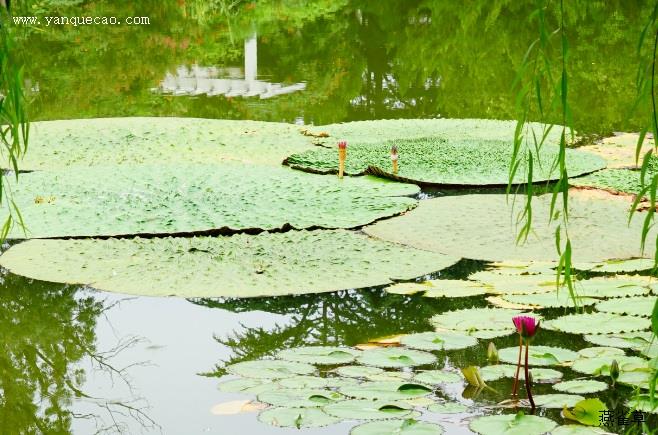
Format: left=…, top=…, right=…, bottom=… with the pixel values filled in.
left=277, top=347, right=360, bottom=365
left=574, top=275, right=655, bottom=298
left=258, top=407, right=341, bottom=428
left=543, top=313, right=651, bottom=335
left=469, top=413, right=557, bottom=435
left=0, top=230, right=456, bottom=298
left=400, top=331, right=478, bottom=352
left=571, top=356, right=648, bottom=376
left=479, top=365, right=563, bottom=383
left=552, top=380, right=609, bottom=394
left=571, top=169, right=644, bottom=196
left=430, top=308, right=526, bottom=333
left=583, top=332, right=654, bottom=348
left=499, top=292, right=598, bottom=308
left=285, top=135, right=603, bottom=186
left=15, top=117, right=317, bottom=170
left=575, top=258, right=656, bottom=273
left=257, top=389, right=343, bottom=408
left=323, top=400, right=414, bottom=420
left=351, top=419, right=444, bottom=435
left=356, top=348, right=437, bottom=368
left=498, top=346, right=578, bottom=366
left=385, top=279, right=492, bottom=298
left=226, top=360, right=316, bottom=379
left=339, top=381, right=432, bottom=401
left=595, top=296, right=658, bottom=317
left=578, top=133, right=655, bottom=169
left=364, top=192, right=658, bottom=262
left=4, top=164, right=420, bottom=238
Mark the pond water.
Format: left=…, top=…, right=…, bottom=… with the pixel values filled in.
left=5, top=1, right=658, bottom=434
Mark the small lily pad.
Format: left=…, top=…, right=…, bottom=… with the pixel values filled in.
left=323, top=399, right=414, bottom=420
left=626, top=395, right=658, bottom=413
left=553, top=380, right=608, bottom=394
left=356, top=348, right=437, bottom=368
left=500, top=292, right=597, bottom=308
left=543, top=313, right=650, bottom=334
left=583, top=332, right=654, bottom=348
left=339, top=381, right=432, bottom=401
left=366, top=371, right=414, bottom=382
left=595, top=296, right=658, bottom=317
left=277, top=346, right=360, bottom=365
left=617, top=370, right=653, bottom=389
left=571, top=356, right=648, bottom=375
left=430, top=308, right=526, bottom=333
left=469, top=413, right=558, bottom=435
left=575, top=258, right=656, bottom=273
left=479, top=365, right=563, bottom=383
left=218, top=378, right=264, bottom=393
left=577, top=347, right=625, bottom=359
left=468, top=272, right=559, bottom=295
left=427, top=402, right=469, bottom=414
left=400, top=331, right=478, bottom=352
left=332, top=366, right=384, bottom=379
left=350, top=419, right=444, bottom=435
left=278, top=376, right=328, bottom=389
left=258, top=407, right=341, bottom=428
left=575, top=276, right=654, bottom=298
left=413, top=370, right=463, bottom=385
left=533, top=394, right=585, bottom=408
left=552, top=426, right=615, bottom=435
left=467, top=329, right=513, bottom=339
left=258, top=389, right=344, bottom=408
left=226, top=360, right=316, bottom=379
left=563, top=398, right=609, bottom=426
left=498, top=346, right=578, bottom=366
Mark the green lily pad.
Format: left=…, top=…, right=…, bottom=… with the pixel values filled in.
left=339, top=381, right=432, bottom=401
left=430, top=308, right=526, bottom=333
left=427, top=402, right=469, bottom=414
left=365, top=372, right=414, bottom=382
left=577, top=347, right=625, bottom=359
left=485, top=261, right=558, bottom=276
left=413, top=370, right=463, bottom=385
left=18, top=117, right=316, bottom=170
left=563, top=398, right=608, bottom=426
left=543, top=313, right=651, bottom=335
left=575, top=276, right=655, bottom=298
left=4, top=164, right=420, bottom=238
left=533, top=394, right=586, bottom=409
left=258, top=389, right=344, bottom=407
left=323, top=399, right=414, bottom=420
left=468, top=330, right=513, bottom=339
left=552, top=425, right=615, bottom=435
left=500, top=292, right=598, bottom=308
left=285, top=134, right=603, bottom=186
left=479, top=365, right=563, bottom=383
left=498, top=346, right=578, bottom=366
left=363, top=193, right=658, bottom=262
left=468, top=272, right=560, bottom=295
left=218, top=378, right=264, bottom=393
left=571, top=168, right=645, bottom=196
left=617, top=370, right=654, bottom=389
left=386, top=279, right=492, bottom=298
left=469, top=413, right=558, bottom=435
left=583, top=332, right=654, bottom=348
left=332, top=366, right=384, bottom=379
left=553, top=380, right=609, bottom=394
left=278, top=346, right=360, bottom=365
left=575, top=258, right=656, bottom=273
left=626, top=395, right=658, bottom=413
left=258, top=407, right=341, bottom=428
left=400, top=331, right=478, bottom=352
left=278, top=376, right=329, bottom=389
left=0, top=230, right=456, bottom=298
left=571, top=356, right=648, bottom=375
left=356, top=348, right=437, bottom=369
left=595, top=296, right=658, bottom=317
left=226, top=360, right=316, bottom=379
left=350, top=419, right=444, bottom=435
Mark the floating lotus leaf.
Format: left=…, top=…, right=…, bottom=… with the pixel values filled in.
left=278, top=376, right=329, bottom=389
left=277, top=347, right=360, bottom=365
left=498, top=346, right=578, bottom=367
left=626, top=395, right=658, bottom=414
left=323, top=399, right=414, bottom=420
left=366, top=372, right=414, bottom=382
left=595, top=296, right=658, bottom=317
left=242, top=382, right=285, bottom=395
left=485, top=261, right=558, bottom=276
left=469, top=413, right=557, bottom=435
left=553, top=380, right=609, bottom=394
left=285, top=134, right=603, bottom=186
left=467, top=330, right=513, bottom=339
left=324, top=378, right=361, bottom=389
left=533, top=394, right=586, bottom=409
left=17, top=118, right=316, bottom=170
left=364, top=192, right=658, bottom=262
left=413, top=370, right=463, bottom=385
left=400, top=331, right=478, bottom=352
left=578, top=133, right=655, bottom=169
left=0, top=230, right=456, bottom=298
left=638, top=342, right=658, bottom=359
left=386, top=280, right=492, bottom=298
left=571, top=356, right=648, bottom=376
left=479, top=365, right=563, bottom=383
left=577, top=347, right=625, bottom=359
left=583, top=332, right=654, bottom=349
left=617, top=370, right=653, bottom=389
left=571, top=169, right=644, bottom=196
left=500, top=292, right=598, bottom=309
left=4, top=164, right=420, bottom=238
left=350, top=419, right=444, bottom=435
left=427, top=402, right=469, bottom=414
left=339, top=381, right=432, bottom=401
left=468, top=272, right=559, bottom=294
left=332, top=366, right=384, bottom=379
left=218, top=378, right=264, bottom=393
left=356, top=348, right=437, bottom=368
left=563, top=398, right=609, bottom=426
left=543, top=313, right=650, bottom=335
left=430, top=308, right=526, bottom=333
left=226, top=360, right=316, bottom=379
left=552, top=425, right=615, bottom=435
left=258, top=388, right=344, bottom=408
left=575, top=258, right=655, bottom=273
left=258, top=407, right=341, bottom=428
left=575, top=276, right=655, bottom=298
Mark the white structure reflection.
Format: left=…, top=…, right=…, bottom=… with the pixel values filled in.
left=157, top=33, right=306, bottom=99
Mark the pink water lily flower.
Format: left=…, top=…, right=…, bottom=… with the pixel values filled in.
left=512, top=315, right=540, bottom=339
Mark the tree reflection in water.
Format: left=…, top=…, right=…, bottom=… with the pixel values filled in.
left=0, top=272, right=155, bottom=434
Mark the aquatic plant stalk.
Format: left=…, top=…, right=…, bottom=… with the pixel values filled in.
left=338, top=140, right=347, bottom=178
left=391, top=145, right=398, bottom=174
left=524, top=340, right=535, bottom=410
left=511, top=334, right=522, bottom=397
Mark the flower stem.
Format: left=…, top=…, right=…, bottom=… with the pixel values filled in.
left=511, top=334, right=522, bottom=397
left=524, top=341, right=535, bottom=411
